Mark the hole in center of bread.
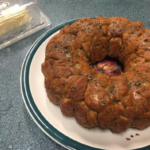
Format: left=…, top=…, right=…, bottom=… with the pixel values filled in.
left=93, top=56, right=124, bottom=77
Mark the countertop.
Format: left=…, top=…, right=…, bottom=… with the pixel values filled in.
left=1, top=0, right=150, bottom=150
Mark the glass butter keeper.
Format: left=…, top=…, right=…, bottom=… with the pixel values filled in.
left=0, top=0, right=51, bottom=50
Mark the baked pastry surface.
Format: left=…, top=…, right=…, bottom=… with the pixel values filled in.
left=42, top=16, right=150, bottom=132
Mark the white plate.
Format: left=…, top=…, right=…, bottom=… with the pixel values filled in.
left=20, top=19, right=150, bottom=150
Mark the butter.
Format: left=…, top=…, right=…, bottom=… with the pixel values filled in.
left=0, top=4, right=31, bottom=36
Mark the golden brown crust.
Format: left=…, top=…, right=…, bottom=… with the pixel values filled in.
left=42, top=15, right=150, bottom=132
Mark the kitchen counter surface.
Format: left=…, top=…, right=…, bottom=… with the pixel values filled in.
left=1, top=0, right=150, bottom=150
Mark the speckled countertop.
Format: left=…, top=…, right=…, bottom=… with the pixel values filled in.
left=1, top=0, right=150, bottom=150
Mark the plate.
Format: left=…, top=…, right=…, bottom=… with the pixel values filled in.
left=20, top=19, right=150, bottom=150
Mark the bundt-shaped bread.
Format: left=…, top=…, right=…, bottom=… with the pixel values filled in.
left=42, top=16, right=150, bottom=133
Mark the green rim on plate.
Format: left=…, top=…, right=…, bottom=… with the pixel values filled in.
left=20, top=19, right=150, bottom=150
